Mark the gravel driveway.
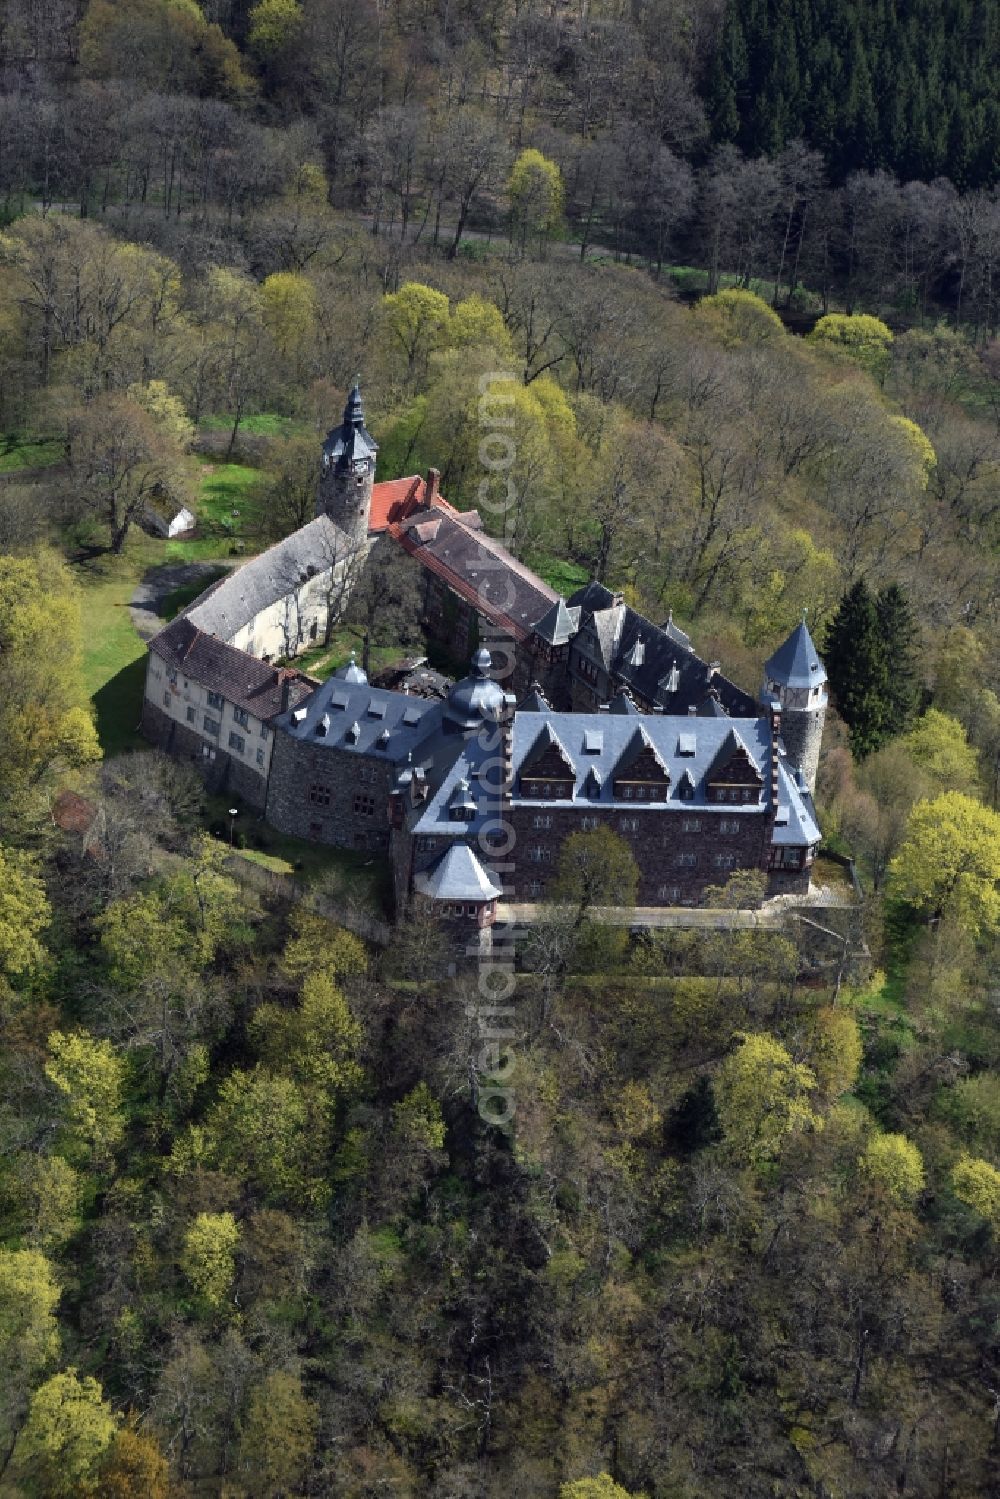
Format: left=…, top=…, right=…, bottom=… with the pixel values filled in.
left=129, top=560, right=229, bottom=641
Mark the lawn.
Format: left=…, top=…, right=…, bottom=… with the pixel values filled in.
left=291, top=626, right=417, bottom=683
left=203, top=794, right=390, bottom=910
left=74, top=550, right=154, bottom=757
left=0, top=435, right=62, bottom=472
left=200, top=411, right=310, bottom=440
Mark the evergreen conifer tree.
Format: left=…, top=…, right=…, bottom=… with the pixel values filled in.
left=823, top=580, right=886, bottom=758
left=876, top=583, right=920, bottom=737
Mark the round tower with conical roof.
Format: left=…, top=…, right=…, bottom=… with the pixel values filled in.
left=317, top=381, right=378, bottom=543
left=761, top=616, right=827, bottom=793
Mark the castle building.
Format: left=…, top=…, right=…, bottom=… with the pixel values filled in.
left=141, top=383, right=825, bottom=922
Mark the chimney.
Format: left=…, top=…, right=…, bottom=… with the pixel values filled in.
left=276, top=668, right=293, bottom=714
left=426, top=468, right=440, bottom=507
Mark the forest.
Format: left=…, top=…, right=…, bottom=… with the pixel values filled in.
left=1, top=1, right=1000, bottom=1496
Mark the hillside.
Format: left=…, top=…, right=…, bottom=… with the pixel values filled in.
left=1, top=3, right=1000, bottom=1497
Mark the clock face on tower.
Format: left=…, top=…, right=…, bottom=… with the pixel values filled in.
left=352, top=459, right=368, bottom=475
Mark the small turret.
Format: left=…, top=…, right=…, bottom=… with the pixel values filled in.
left=762, top=615, right=827, bottom=793
left=317, top=381, right=377, bottom=542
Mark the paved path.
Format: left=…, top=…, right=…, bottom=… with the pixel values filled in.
left=129, top=560, right=228, bottom=641
left=496, top=885, right=857, bottom=931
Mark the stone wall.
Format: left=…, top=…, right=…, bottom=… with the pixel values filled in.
left=266, top=733, right=393, bottom=852
left=507, top=803, right=773, bottom=904
left=141, top=699, right=269, bottom=810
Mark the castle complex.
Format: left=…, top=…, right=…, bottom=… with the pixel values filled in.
left=142, top=386, right=825, bottom=931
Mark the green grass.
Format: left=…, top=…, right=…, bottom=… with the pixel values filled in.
left=0, top=435, right=62, bottom=471
left=73, top=552, right=151, bottom=756
left=205, top=795, right=390, bottom=909
left=291, top=628, right=416, bottom=683
left=530, top=554, right=590, bottom=594
left=200, top=412, right=309, bottom=439
left=195, top=458, right=263, bottom=532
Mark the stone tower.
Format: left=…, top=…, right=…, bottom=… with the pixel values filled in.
left=761, top=617, right=827, bottom=793
left=317, top=381, right=378, bottom=542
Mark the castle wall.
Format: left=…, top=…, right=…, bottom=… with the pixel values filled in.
left=778, top=702, right=826, bottom=793
left=229, top=564, right=352, bottom=662
left=506, top=803, right=773, bottom=905
left=265, top=732, right=393, bottom=852
left=142, top=656, right=274, bottom=806
left=141, top=697, right=270, bottom=809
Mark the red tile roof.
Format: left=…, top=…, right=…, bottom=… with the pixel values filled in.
left=369, top=476, right=453, bottom=532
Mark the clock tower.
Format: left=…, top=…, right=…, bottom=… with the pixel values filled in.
left=317, top=381, right=377, bottom=543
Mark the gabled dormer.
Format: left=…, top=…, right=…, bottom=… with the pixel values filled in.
left=705, top=729, right=763, bottom=804
left=517, top=722, right=576, bottom=800
left=611, top=727, right=671, bottom=802
left=674, top=768, right=696, bottom=801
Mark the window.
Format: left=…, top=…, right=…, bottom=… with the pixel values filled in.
left=353, top=793, right=376, bottom=817
left=228, top=732, right=245, bottom=754
left=682, top=817, right=701, bottom=833
left=714, top=852, right=736, bottom=870
left=233, top=706, right=250, bottom=728
left=619, top=817, right=639, bottom=832
left=256, top=748, right=265, bottom=768
left=528, top=846, right=550, bottom=863
left=203, top=715, right=220, bottom=736
left=309, top=820, right=323, bottom=836
left=207, top=690, right=224, bottom=710
left=260, top=724, right=270, bottom=740
left=581, top=816, right=598, bottom=830
left=416, top=837, right=436, bottom=852
left=162, top=692, right=171, bottom=708
left=529, top=880, right=543, bottom=898
left=532, top=814, right=552, bottom=829
left=675, top=852, right=697, bottom=867
left=309, top=784, right=331, bottom=806
left=167, top=670, right=177, bottom=687
left=719, top=818, right=741, bottom=834
left=186, top=705, right=196, bottom=724
left=658, top=884, right=681, bottom=902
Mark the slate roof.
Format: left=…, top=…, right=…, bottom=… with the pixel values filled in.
left=697, top=690, right=729, bottom=718
left=763, top=619, right=828, bottom=690
left=389, top=504, right=558, bottom=641
left=772, top=762, right=821, bottom=845
left=505, top=709, right=819, bottom=845
left=409, top=732, right=506, bottom=839
left=414, top=843, right=503, bottom=902
left=183, top=514, right=354, bottom=642
left=532, top=597, right=582, bottom=646
left=519, top=685, right=551, bottom=712
left=271, top=673, right=437, bottom=761
left=510, top=711, right=770, bottom=809
left=149, top=617, right=314, bottom=719
left=322, top=383, right=378, bottom=470
left=568, top=581, right=757, bottom=716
